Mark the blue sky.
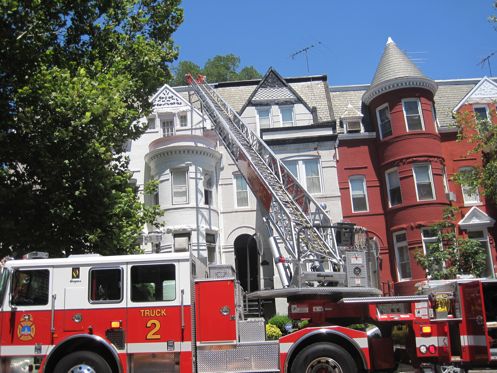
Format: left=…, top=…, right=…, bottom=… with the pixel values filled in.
left=172, top=1, right=497, bottom=86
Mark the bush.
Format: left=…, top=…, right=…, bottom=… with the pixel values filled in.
left=268, top=314, right=293, bottom=334
left=266, top=323, right=282, bottom=340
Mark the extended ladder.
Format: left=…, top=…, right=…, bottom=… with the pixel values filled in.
left=186, top=75, right=343, bottom=287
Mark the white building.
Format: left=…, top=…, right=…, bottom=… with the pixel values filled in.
left=126, top=68, right=342, bottom=314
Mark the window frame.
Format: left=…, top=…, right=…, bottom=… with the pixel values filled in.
left=179, top=113, right=188, bottom=128
left=459, top=166, right=480, bottom=206
left=279, top=105, right=295, bottom=127
left=467, top=229, right=495, bottom=278
left=393, top=231, right=412, bottom=281
left=130, top=263, right=177, bottom=303
left=161, top=118, right=175, bottom=137
left=402, top=98, right=425, bottom=132
left=473, top=105, right=489, bottom=121
left=171, top=168, right=189, bottom=205
left=11, top=269, right=50, bottom=307
left=88, top=267, right=123, bottom=304
left=282, top=157, right=323, bottom=194
left=256, top=107, right=272, bottom=130
left=376, top=103, right=392, bottom=139
left=412, top=163, right=436, bottom=201
left=385, top=168, right=402, bottom=207
left=233, top=173, right=249, bottom=208
left=349, top=175, right=369, bottom=213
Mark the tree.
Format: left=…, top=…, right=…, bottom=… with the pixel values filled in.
left=454, top=108, right=497, bottom=200
left=415, top=207, right=487, bottom=280
left=170, top=61, right=202, bottom=86
left=171, top=54, right=262, bottom=84
left=0, top=0, right=183, bottom=257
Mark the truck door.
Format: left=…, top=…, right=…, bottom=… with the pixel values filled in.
left=458, top=281, right=490, bottom=362
left=126, top=261, right=182, bottom=372
left=0, top=267, right=53, bottom=361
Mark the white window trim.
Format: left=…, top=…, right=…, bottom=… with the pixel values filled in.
left=473, top=104, right=489, bottom=121
left=421, top=228, right=442, bottom=255
left=161, top=117, right=175, bottom=137
left=376, top=103, right=392, bottom=140
left=233, top=173, right=249, bottom=208
left=459, top=167, right=481, bottom=206
left=402, top=98, right=425, bottom=132
left=344, top=119, right=364, bottom=133
left=393, top=231, right=412, bottom=281
left=348, top=175, right=369, bottom=213
left=282, top=156, right=323, bottom=194
left=279, top=105, right=295, bottom=127
left=256, top=106, right=272, bottom=132
left=178, top=112, right=188, bottom=128
left=432, top=102, right=439, bottom=133
left=385, top=168, right=402, bottom=207
left=171, top=168, right=189, bottom=205
left=412, top=163, right=436, bottom=201
left=465, top=229, right=495, bottom=279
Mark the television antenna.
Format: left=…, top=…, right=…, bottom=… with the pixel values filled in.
left=290, top=42, right=321, bottom=74
left=478, top=50, right=497, bottom=76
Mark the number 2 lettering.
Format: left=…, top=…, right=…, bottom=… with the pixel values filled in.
left=146, top=319, right=161, bottom=340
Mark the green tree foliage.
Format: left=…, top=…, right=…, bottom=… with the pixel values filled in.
left=415, top=208, right=487, bottom=279
left=0, top=0, right=182, bottom=257
left=455, top=108, right=497, bottom=200
left=171, top=54, right=262, bottom=85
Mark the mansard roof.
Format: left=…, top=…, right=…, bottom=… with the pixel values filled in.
left=362, top=38, right=437, bottom=105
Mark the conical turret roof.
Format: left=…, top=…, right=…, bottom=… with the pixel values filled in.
left=363, top=37, right=437, bottom=105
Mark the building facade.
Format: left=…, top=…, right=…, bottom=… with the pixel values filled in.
left=127, top=38, right=497, bottom=299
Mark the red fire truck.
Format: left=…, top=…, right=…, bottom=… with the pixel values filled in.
left=0, top=252, right=496, bottom=373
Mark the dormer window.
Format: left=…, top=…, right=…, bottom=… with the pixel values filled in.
left=280, top=106, right=295, bottom=126
left=257, top=107, right=272, bottom=129
left=473, top=105, right=489, bottom=121
left=402, top=98, right=424, bottom=131
left=341, top=103, right=364, bottom=134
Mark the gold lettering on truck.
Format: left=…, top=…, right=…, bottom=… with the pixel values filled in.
left=140, top=309, right=167, bottom=317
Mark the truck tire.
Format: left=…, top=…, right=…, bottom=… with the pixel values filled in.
left=291, top=342, right=358, bottom=373
left=53, top=350, right=112, bottom=373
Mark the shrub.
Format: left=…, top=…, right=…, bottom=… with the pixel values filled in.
left=268, top=314, right=293, bottom=334
left=266, top=323, right=282, bottom=340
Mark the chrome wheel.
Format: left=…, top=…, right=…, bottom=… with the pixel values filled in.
left=306, top=356, right=344, bottom=373
left=67, top=364, right=96, bottom=373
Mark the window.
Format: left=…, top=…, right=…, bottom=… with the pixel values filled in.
left=403, top=99, right=424, bottom=131
left=89, top=268, right=122, bottom=303
left=280, top=106, right=295, bottom=126
left=474, top=105, right=489, bottom=121
left=376, top=104, right=392, bottom=139
left=413, top=164, right=435, bottom=201
left=147, top=117, right=156, bottom=130
left=349, top=176, right=368, bottom=212
left=203, top=171, right=214, bottom=206
left=161, top=119, right=174, bottom=137
left=172, top=169, right=188, bottom=205
left=442, top=165, right=449, bottom=194
left=234, top=174, right=249, bottom=207
left=468, top=230, right=494, bottom=278
left=131, top=264, right=176, bottom=302
left=179, top=114, right=188, bottom=127
left=393, top=232, right=411, bottom=280
left=257, top=107, right=272, bottom=129
left=432, top=103, right=439, bottom=130
left=386, top=168, right=402, bottom=206
left=204, top=189, right=212, bottom=206
left=421, top=229, right=442, bottom=273
left=206, top=233, right=217, bottom=264
left=283, top=158, right=322, bottom=194
left=459, top=167, right=480, bottom=205
left=12, top=269, right=49, bottom=306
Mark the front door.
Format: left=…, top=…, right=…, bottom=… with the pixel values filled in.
left=234, top=234, right=259, bottom=293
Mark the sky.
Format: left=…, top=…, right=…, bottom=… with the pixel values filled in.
left=172, top=0, right=497, bottom=86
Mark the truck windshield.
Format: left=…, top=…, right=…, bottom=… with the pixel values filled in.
left=0, top=267, right=9, bottom=308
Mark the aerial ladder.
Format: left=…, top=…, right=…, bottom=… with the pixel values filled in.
left=186, top=75, right=370, bottom=289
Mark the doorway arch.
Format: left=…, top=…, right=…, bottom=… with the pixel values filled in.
left=234, top=234, right=259, bottom=293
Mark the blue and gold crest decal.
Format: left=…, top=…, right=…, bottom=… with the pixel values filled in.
left=17, top=314, right=36, bottom=341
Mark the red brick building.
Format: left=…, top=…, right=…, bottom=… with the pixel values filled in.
left=334, top=38, right=497, bottom=295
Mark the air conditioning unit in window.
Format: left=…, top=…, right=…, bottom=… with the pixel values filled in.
left=346, top=121, right=361, bottom=133
left=445, top=191, right=456, bottom=202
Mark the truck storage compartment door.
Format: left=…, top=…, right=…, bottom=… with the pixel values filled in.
left=458, top=281, right=490, bottom=362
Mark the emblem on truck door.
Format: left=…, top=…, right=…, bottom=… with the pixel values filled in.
left=17, top=314, right=36, bottom=341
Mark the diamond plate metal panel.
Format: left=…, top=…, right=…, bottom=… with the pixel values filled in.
left=239, top=318, right=265, bottom=342
left=197, top=342, right=279, bottom=372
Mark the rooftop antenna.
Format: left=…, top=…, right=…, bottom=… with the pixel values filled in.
left=478, top=51, right=497, bottom=76
left=290, top=42, right=321, bottom=74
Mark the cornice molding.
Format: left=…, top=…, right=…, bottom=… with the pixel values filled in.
left=363, top=77, right=438, bottom=105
